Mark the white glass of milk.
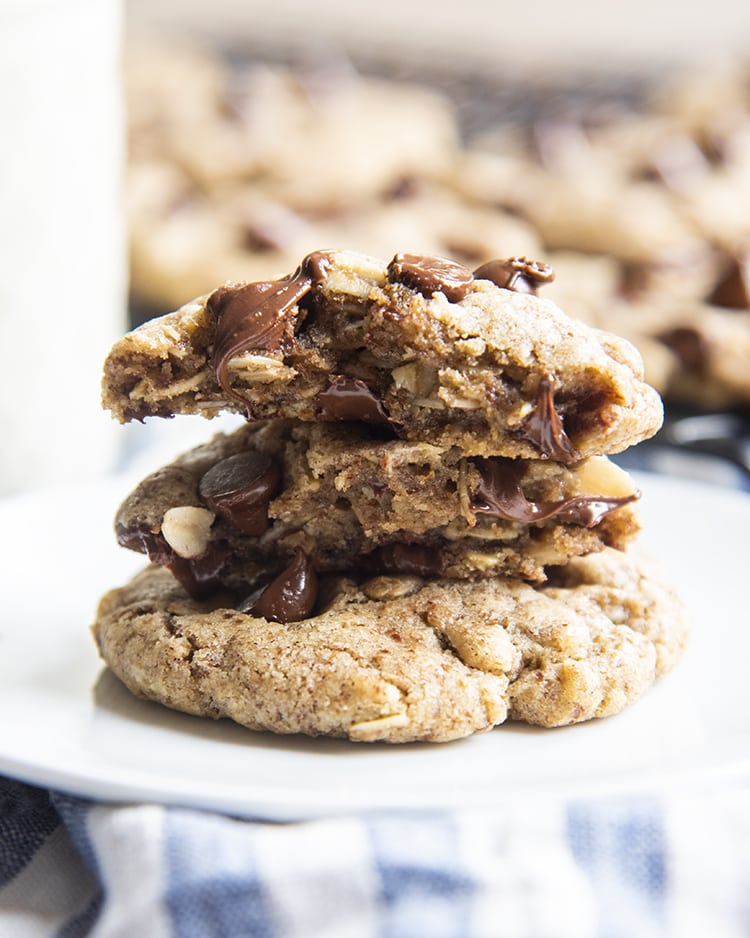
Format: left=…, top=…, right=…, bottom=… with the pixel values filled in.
left=0, top=0, right=126, bottom=495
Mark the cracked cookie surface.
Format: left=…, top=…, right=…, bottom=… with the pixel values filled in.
left=91, top=548, right=687, bottom=743
left=102, top=249, right=663, bottom=459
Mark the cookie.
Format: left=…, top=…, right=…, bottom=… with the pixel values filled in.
left=127, top=170, right=542, bottom=314
left=102, top=249, right=663, bottom=460
left=540, top=245, right=750, bottom=406
left=91, top=548, right=688, bottom=743
left=454, top=68, right=750, bottom=410
left=115, top=420, right=641, bottom=595
left=454, top=135, right=701, bottom=264
left=640, top=301, right=750, bottom=409
left=125, top=41, right=459, bottom=205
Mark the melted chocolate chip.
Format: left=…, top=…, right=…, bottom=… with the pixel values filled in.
left=515, top=374, right=580, bottom=464
left=374, top=543, right=445, bottom=577
left=198, top=451, right=280, bottom=535
left=658, top=326, right=707, bottom=373
left=116, top=523, right=230, bottom=599
left=240, top=548, right=318, bottom=623
left=473, top=257, right=555, bottom=294
left=316, top=376, right=391, bottom=424
left=385, top=176, right=422, bottom=201
left=618, top=263, right=649, bottom=300
left=708, top=251, right=750, bottom=309
left=471, top=459, right=530, bottom=519
left=387, top=253, right=474, bottom=302
left=208, top=250, right=334, bottom=411
left=552, top=495, right=639, bottom=526
left=471, top=458, right=638, bottom=526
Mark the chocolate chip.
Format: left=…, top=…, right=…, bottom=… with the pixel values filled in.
left=387, top=253, right=474, bottom=303
left=116, top=522, right=231, bottom=599
left=708, top=251, right=750, bottom=309
left=209, top=250, right=334, bottom=410
left=199, top=451, right=280, bottom=535
left=373, top=543, right=445, bottom=577
left=515, top=374, right=580, bottom=464
left=473, top=257, right=555, bottom=294
left=316, top=376, right=391, bottom=425
left=471, top=457, right=637, bottom=526
left=240, top=548, right=318, bottom=623
left=658, top=327, right=707, bottom=373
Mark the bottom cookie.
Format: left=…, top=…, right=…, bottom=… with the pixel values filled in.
left=91, top=549, right=687, bottom=743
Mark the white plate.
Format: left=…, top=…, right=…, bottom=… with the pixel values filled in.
left=0, top=471, right=747, bottom=820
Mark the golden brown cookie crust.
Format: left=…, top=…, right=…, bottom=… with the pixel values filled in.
left=92, top=549, right=687, bottom=744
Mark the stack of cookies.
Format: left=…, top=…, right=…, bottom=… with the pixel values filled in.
left=94, top=249, right=688, bottom=743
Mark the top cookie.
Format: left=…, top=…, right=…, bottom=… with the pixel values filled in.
left=102, top=249, right=663, bottom=459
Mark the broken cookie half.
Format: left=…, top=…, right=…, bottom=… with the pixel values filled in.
left=102, top=249, right=663, bottom=459
left=115, top=420, right=642, bottom=597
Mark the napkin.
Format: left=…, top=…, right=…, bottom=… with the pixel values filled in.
left=3, top=776, right=750, bottom=938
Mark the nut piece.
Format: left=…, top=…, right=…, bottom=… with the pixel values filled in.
left=391, top=362, right=439, bottom=397
left=161, top=506, right=216, bottom=558
left=349, top=712, right=410, bottom=742
left=227, top=354, right=298, bottom=385
left=573, top=456, right=637, bottom=498
left=361, top=575, right=424, bottom=601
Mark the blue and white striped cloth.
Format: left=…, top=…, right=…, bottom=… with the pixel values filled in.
left=3, top=778, right=750, bottom=938
left=2, top=440, right=749, bottom=938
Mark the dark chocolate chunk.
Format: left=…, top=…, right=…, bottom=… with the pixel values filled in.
left=241, top=548, right=318, bottom=623
left=708, top=251, right=750, bottom=309
left=116, top=523, right=231, bottom=599
left=316, top=376, right=391, bottom=425
left=199, top=451, right=280, bottom=535
left=658, top=326, right=707, bottom=373
left=373, top=543, right=445, bottom=577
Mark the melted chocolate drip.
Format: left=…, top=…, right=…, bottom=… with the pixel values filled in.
left=473, top=257, right=555, bottom=294
left=198, top=451, right=280, bottom=535
left=207, top=249, right=561, bottom=421
left=516, top=373, right=580, bottom=464
left=116, top=523, right=231, bottom=599
left=374, top=543, right=445, bottom=577
left=241, top=548, right=318, bottom=623
left=387, top=253, right=474, bottom=302
left=208, top=250, right=334, bottom=411
left=471, top=458, right=638, bottom=526
left=316, top=376, right=391, bottom=424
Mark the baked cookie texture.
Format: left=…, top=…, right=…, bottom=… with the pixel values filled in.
left=95, top=242, right=687, bottom=742
left=102, top=248, right=663, bottom=460
left=91, top=549, right=688, bottom=743
left=114, top=420, right=642, bottom=590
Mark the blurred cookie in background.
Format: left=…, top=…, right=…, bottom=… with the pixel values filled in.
left=123, top=38, right=750, bottom=412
